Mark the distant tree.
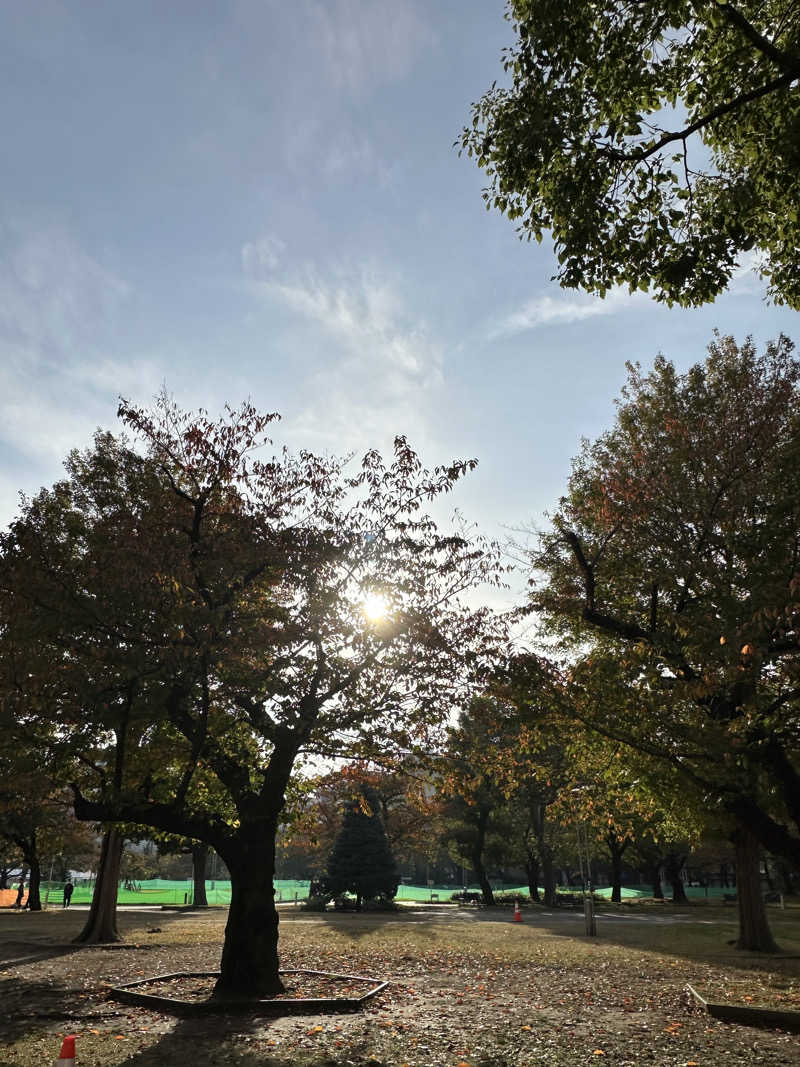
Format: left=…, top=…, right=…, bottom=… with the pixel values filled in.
left=119, top=842, right=159, bottom=887
left=326, top=787, right=399, bottom=908
left=461, top=2, right=800, bottom=307
left=531, top=335, right=800, bottom=951
left=438, top=700, right=525, bottom=906
left=0, top=749, right=86, bottom=913
left=287, top=763, right=438, bottom=883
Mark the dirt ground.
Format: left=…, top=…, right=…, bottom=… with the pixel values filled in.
left=1, top=903, right=799, bottom=1066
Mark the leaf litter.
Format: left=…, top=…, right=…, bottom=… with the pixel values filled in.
left=0, top=907, right=799, bottom=1065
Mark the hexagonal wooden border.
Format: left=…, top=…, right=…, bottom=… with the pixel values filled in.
left=109, top=969, right=388, bottom=1016
left=687, top=984, right=800, bottom=1033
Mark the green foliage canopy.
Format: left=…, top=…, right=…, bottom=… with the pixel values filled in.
left=461, top=1, right=800, bottom=307
left=531, top=334, right=800, bottom=869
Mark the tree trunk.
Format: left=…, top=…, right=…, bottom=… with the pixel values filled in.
left=776, top=859, right=796, bottom=896
left=74, top=829, right=123, bottom=944
left=473, top=851, right=494, bottom=906
left=524, top=852, right=540, bottom=903
left=763, top=857, right=776, bottom=892
left=471, top=808, right=494, bottom=906
left=733, top=824, right=777, bottom=952
left=215, top=831, right=284, bottom=998
left=17, top=833, right=43, bottom=911
left=606, top=832, right=628, bottom=904
left=643, top=861, right=664, bottom=899
left=664, top=852, right=689, bottom=904
left=541, top=847, right=557, bottom=907
left=25, top=851, right=42, bottom=911
left=192, top=842, right=209, bottom=906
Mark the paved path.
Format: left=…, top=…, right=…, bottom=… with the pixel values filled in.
left=276, top=904, right=725, bottom=927
left=11, top=902, right=728, bottom=926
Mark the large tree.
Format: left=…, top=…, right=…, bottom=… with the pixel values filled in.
left=461, top=1, right=800, bottom=307
left=531, top=334, right=800, bottom=949
left=0, top=396, right=502, bottom=996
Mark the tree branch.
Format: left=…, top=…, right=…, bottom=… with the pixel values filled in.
left=603, top=71, right=796, bottom=164
left=714, top=2, right=800, bottom=75
left=69, top=783, right=230, bottom=854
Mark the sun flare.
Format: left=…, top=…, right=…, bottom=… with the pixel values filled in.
left=362, top=591, right=389, bottom=622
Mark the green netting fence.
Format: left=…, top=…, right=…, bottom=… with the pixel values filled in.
left=38, top=878, right=738, bottom=907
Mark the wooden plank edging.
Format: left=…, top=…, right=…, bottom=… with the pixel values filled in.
left=686, top=984, right=800, bottom=1033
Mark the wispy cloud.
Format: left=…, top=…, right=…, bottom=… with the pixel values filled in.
left=268, top=267, right=441, bottom=385
left=241, top=234, right=286, bottom=280
left=306, top=0, right=436, bottom=92
left=0, top=223, right=129, bottom=354
left=487, top=287, right=642, bottom=339
left=243, top=253, right=443, bottom=452
left=0, top=223, right=158, bottom=472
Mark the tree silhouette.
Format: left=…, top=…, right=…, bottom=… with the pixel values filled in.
left=327, top=787, right=398, bottom=909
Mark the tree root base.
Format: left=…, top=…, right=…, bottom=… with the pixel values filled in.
left=110, top=969, right=387, bottom=1016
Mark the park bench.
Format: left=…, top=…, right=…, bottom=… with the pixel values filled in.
left=451, top=891, right=483, bottom=905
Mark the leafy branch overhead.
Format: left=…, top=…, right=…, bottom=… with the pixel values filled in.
left=461, top=1, right=800, bottom=307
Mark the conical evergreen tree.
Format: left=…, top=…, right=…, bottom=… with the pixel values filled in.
left=326, top=786, right=398, bottom=909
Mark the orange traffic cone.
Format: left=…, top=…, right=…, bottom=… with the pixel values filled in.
left=513, top=899, right=523, bottom=923
left=55, top=1035, right=76, bottom=1066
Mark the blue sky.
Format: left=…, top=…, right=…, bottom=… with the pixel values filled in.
left=2, top=1, right=798, bottom=608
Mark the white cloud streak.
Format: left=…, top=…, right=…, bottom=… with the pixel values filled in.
left=487, top=287, right=642, bottom=339
left=244, top=253, right=444, bottom=453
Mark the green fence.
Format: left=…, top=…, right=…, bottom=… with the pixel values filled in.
left=42, top=878, right=312, bottom=907
left=41, top=879, right=529, bottom=906
left=39, top=878, right=736, bottom=907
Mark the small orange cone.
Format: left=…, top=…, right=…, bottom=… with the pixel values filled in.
left=513, top=899, right=523, bottom=923
left=55, top=1035, right=76, bottom=1065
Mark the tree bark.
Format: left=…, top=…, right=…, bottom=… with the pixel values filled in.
left=471, top=808, right=495, bottom=906
left=606, top=832, right=629, bottom=904
left=733, top=823, right=777, bottom=952
left=524, top=851, right=540, bottom=902
left=74, top=829, right=123, bottom=944
left=18, top=834, right=42, bottom=911
left=541, top=846, right=557, bottom=907
left=664, top=852, right=689, bottom=904
left=25, top=851, right=42, bottom=911
left=776, top=859, right=796, bottom=896
left=652, top=866, right=664, bottom=899
left=192, top=842, right=209, bottom=906
left=215, top=828, right=284, bottom=998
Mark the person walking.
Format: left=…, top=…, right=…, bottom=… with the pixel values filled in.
left=13, top=881, right=25, bottom=909
left=63, top=880, right=74, bottom=908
